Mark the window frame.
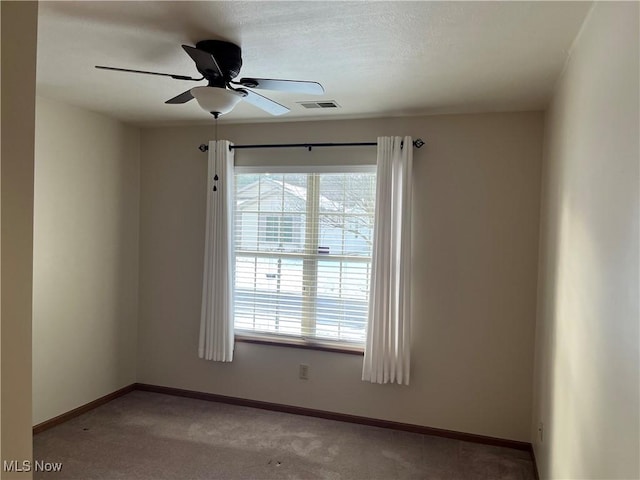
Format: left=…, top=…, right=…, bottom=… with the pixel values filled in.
left=233, top=164, right=376, bottom=352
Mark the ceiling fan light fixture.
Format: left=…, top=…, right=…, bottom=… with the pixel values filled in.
left=191, top=86, right=243, bottom=115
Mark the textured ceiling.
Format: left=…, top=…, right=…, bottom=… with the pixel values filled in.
left=36, top=1, right=592, bottom=125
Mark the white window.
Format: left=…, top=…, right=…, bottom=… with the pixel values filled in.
left=233, top=167, right=376, bottom=347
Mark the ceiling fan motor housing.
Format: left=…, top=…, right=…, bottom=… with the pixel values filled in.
left=196, top=40, right=242, bottom=82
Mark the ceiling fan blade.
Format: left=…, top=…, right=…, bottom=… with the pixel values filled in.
left=238, top=88, right=289, bottom=116
left=182, top=45, right=223, bottom=78
left=238, top=78, right=324, bottom=95
left=165, top=89, right=194, bottom=104
left=95, top=65, right=202, bottom=81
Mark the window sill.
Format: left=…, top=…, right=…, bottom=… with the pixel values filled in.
left=235, top=334, right=364, bottom=356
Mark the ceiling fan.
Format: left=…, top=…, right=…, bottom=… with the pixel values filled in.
left=95, top=40, right=325, bottom=117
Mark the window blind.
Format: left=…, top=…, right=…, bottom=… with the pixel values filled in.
left=234, top=168, right=376, bottom=345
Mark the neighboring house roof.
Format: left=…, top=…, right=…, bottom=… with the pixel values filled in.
left=236, top=177, right=368, bottom=213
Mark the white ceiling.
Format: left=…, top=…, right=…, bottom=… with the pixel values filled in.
left=36, top=1, right=592, bottom=126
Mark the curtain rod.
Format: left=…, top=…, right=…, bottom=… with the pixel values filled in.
left=197, top=138, right=425, bottom=152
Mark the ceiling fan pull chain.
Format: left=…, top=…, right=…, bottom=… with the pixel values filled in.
left=212, top=116, right=219, bottom=192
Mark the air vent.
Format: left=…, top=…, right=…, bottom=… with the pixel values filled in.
left=298, top=100, right=341, bottom=109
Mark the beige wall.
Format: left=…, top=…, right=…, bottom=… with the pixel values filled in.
left=138, top=111, right=543, bottom=442
left=532, top=2, right=639, bottom=479
left=32, top=97, right=140, bottom=425
left=1, top=2, right=38, bottom=478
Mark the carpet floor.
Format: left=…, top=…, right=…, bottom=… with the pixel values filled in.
left=33, top=391, right=535, bottom=480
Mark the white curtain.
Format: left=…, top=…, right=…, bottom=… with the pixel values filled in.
left=362, top=136, right=413, bottom=385
left=199, top=140, right=235, bottom=362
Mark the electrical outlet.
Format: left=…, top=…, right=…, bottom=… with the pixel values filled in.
left=538, top=422, right=544, bottom=443
left=299, top=364, right=309, bottom=380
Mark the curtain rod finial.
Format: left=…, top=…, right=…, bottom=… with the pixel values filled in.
left=199, top=144, right=209, bottom=152
left=413, top=138, right=425, bottom=149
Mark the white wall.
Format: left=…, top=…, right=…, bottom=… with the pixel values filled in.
left=532, top=2, right=639, bottom=478
left=32, top=97, right=140, bottom=425
left=138, top=111, right=543, bottom=442
left=1, top=2, right=38, bottom=477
